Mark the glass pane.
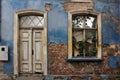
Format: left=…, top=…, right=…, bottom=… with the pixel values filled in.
left=73, top=30, right=83, bottom=42
left=20, top=15, right=44, bottom=27
left=72, top=15, right=97, bottom=28
left=20, top=16, right=27, bottom=26
left=37, top=16, right=44, bottom=26
left=72, top=30, right=84, bottom=57
left=72, top=15, right=84, bottom=28
left=85, top=30, right=97, bottom=57
left=72, top=14, right=98, bottom=58
left=29, top=16, right=35, bottom=26
left=85, top=16, right=97, bottom=28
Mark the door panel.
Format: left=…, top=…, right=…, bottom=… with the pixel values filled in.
left=20, top=30, right=32, bottom=73
left=35, top=42, right=41, bottom=60
left=20, top=29, right=43, bottom=73
left=22, top=41, right=29, bottom=60
left=33, top=30, right=43, bottom=72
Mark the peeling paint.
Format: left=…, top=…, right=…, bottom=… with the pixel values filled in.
left=112, top=17, right=120, bottom=34
left=0, top=0, right=120, bottom=78
left=48, top=43, right=120, bottom=75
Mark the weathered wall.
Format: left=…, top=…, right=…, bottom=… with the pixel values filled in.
left=47, top=0, right=120, bottom=79
left=1, top=0, right=69, bottom=74
left=0, top=0, right=120, bottom=79
left=48, top=43, right=120, bottom=79
left=94, top=0, right=120, bottom=44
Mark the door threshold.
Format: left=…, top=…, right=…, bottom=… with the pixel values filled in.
left=19, top=73, right=43, bottom=77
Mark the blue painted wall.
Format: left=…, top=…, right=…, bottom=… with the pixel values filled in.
left=94, top=0, right=120, bottom=44
left=0, top=1, right=1, bottom=37
left=0, top=0, right=120, bottom=74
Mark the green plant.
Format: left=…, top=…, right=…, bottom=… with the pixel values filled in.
left=76, top=40, right=97, bottom=57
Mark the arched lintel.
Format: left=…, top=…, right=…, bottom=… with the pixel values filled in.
left=15, top=9, right=47, bottom=16
left=69, top=11, right=100, bottom=16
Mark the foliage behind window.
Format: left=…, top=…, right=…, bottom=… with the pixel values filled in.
left=72, top=14, right=98, bottom=58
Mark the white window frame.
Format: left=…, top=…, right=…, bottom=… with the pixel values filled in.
left=14, top=10, right=48, bottom=75
left=68, top=11, right=102, bottom=60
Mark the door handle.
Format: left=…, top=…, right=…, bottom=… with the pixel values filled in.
left=32, top=49, right=34, bottom=55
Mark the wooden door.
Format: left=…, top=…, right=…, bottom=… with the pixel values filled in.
left=33, top=30, right=43, bottom=73
left=19, top=29, right=43, bottom=73
left=20, top=30, right=32, bottom=73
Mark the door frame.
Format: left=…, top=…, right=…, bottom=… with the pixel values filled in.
left=14, top=9, right=48, bottom=75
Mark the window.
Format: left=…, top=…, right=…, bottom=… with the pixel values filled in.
left=20, top=15, right=44, bottom=27
left=68, top=12, right=102, bottom=61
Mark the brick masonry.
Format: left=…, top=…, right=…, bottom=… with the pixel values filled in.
left=0, top=0, right=120, bottom=80
left=64, top=2, right=94, bottom=12
left=48, top=42, right=120, bottom=79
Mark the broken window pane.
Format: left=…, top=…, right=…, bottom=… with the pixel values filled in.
left=72, top=30, right=83, bottom=57
left=72, top=15, right=97, bottom=28
left=85, top=30, right=97, bottom=44
left=85, top=16, right=97, bottom=28
left=73, top=30, right=83, bottom=42
left=72, top=15, right=84, bottom=28
left=72, top=14, right=98, bottom=58
left=85, top=30, right=97, bottom=57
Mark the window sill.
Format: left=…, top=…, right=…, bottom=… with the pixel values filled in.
left=67, top=57, right=102, bottom=62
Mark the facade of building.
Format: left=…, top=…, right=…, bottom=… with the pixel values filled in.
left=0, top=0, right=120, bottom=80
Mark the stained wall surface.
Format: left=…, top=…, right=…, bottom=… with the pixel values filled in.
left=0, top=0, right=120, bottom=79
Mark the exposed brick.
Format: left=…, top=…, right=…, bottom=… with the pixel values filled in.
left=48, top=43, right=120, bottom=75
left=91, top=75, right=103, bottom=80
left=45, top=3, right=51, bottom=11
left=64, top=2, right=94, bottom=12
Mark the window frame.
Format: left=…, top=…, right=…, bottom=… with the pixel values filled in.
left=19, top=15, right=45, bottom=28
left=68, top=11, right=102, bottom=61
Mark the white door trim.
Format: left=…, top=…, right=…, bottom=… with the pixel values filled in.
left=14, top=9, right=48, bottom=75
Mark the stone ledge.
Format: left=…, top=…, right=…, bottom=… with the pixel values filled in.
left=67, top=58, right=102, bottom=62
